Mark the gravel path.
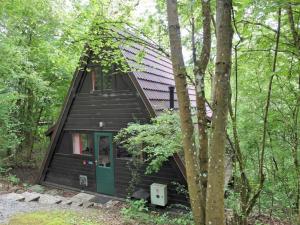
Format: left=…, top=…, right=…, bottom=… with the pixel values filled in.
left=0, top=192, right=128, bottom=225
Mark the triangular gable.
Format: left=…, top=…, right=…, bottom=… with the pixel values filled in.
left=39, top=33, right=196, bottom=183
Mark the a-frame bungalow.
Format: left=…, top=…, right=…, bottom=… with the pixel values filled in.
left=38, top=31, right=201, bottom=206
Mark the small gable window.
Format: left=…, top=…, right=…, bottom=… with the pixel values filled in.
left=72, top=133, right=93, bottom=156
left=91, top=65, right=115, bottom=91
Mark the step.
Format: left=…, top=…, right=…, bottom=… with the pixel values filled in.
left=22, top=192, right=41, bottom=202
left=38, top=194, right=62, bottom=204
left=82, top=201, right=94, bottom=208
left=2, top=193, right=25, bottom=202
left=61, top=199, right=73, bottom=205
left=67, top=193, right=95, bottom=207
left=72, top=201, right=84, bottom=207
left=69, top=193, right=95, bottom=203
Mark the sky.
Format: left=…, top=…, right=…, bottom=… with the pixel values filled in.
left=133, top=0, right=156, bottom=19
left=132, top=0, right=191, bottom=61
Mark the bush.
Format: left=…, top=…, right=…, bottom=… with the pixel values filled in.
left=121, top=199, right=194, bottom=225
left=7, top=174, right=20, bottom=185
left=115, top=111, right=182, bottom=174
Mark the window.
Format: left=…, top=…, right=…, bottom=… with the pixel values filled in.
left=98, top=136, right=111, bottom=167
left=91, top=65, right=114, bottom=91
left=116, top=144, right=132, bottom=159
left=72, top=133, right=93, bottom=156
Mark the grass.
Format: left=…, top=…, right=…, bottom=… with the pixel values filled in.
left=6, top=210, right=107, bottom=225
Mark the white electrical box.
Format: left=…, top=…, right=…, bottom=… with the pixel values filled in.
left=150, top=183, right=168, bottom=206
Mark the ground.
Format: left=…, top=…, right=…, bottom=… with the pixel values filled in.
left=0, top=168, right=134, bottom=225
left=0, top=197, right=129, bottom=225
left=0, top=168, right=294, bottom=225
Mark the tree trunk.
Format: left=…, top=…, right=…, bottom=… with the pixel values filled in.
left=286, top=5, right=300, bottom=223
left=206, top=0, right=233, bottom=224
left=166, top=0, right=203, bottom=224
left=194, top=0, right=212, bottom=224
left=294, top=74, right=300, bottom=225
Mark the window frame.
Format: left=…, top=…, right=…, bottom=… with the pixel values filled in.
left=72, top=132, right=94, bottom=156
left=90, top=64, right=116, bottom=92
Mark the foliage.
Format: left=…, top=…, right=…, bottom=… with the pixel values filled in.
left=7, top=174, right=20, bottom=185
left=121, top=199, right=194, bottom=225
left=0, top=0, right=81, bottom=165
left=0, top=0, right=299, bottom=223
left=115, top=111, right=182, bottom=174
left=171, top=181, right=189, bottom=199
left=225, top=1, right=300, bottom=222
left=125, top=150, right=143, bottom=196
left=0, top=0, right=154, bottom=167
left=0, top=166, right=10, bottom=176
left=0, top=91, right=20, bottom=161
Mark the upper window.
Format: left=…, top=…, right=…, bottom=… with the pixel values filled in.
left=91, top=65, right=115, bottom=91
left=72, top=133, right=93, bottom=156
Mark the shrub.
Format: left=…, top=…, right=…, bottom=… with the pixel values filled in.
left=115, top=111, right=182, bottom=174
left=121, top=199, right=194, bottom=225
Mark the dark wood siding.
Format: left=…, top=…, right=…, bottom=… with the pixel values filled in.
left=79, top=72, right=93, bottom=93
left=115, top=158, right=188, bottom=205
left=56, top=132, right=72, bottom=154
left=64, top=90, right=149, bottom=131
left=44, top=72, right=151, bottom=194
left=66, top=72, right=150, bottom=131
left=45, top=153, right=96, bottom=192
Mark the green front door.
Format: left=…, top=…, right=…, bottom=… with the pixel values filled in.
left=94, top=132, right=115, bottom=195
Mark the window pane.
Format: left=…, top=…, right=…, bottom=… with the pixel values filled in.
left=94, top=67, right=102, bottom=90
left=92, top=66, right=113, bottom=91
left=102, top=69, right=112, bottom=90
left=72, top=133, right=93, bottom=156
left=72, top=133, right=81, bottom=154
left=98, top=136, right=110, bottom=167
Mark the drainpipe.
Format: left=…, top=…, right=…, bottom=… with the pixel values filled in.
left=169, top=86, right=175, bottom=109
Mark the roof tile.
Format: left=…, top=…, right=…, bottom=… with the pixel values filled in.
left=121, top=43, right=211, bottom=116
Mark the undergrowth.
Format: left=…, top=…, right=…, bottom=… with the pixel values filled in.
left=121, top=199, right=194, bottom=225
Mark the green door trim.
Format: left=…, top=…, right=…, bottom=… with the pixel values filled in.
left=94, top=132, right=115, bottom=195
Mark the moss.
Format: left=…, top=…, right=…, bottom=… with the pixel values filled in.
left=7, top=210, right=107, bottom=225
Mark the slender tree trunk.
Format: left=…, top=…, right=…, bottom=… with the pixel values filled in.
left=229, top=38, right=250, bottom=225
left=14, top=79, right=24, bottom=157
left=166, top=0, right=202, bottom=223
left=286, top=5, right=300, bottom=223
left=28, top=106, right=44, bottom=161
left=286, top=3, right=300, bottom=52
left=249, top=8, right=281, bottom=216
left=194, top=0, right=211, bottom=224
left=293, top=75, right=300, bottom=225
left=24, top=87, right=34, bottom=161
left=206, top=0, right=233, bottom=224
left=230, top=8, right=281, bottom=225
